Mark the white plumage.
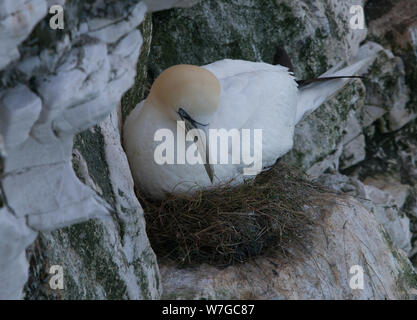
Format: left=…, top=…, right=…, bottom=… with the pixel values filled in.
left=123, top=58, right=372, bottom=199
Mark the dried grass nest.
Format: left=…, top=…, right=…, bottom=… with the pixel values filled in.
left=139, top=163, right=335, bottom=267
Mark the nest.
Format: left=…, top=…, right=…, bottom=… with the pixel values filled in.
left=140, top=163, right=333, bottom=267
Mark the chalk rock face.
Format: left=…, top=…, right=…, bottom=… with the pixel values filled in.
left=0, top=0, right=171, bottom=300
left=317, top=173, right=413, bottom=255
left=0, top=0, right=202, bottom=300
left=285, top=39, right=414, bottom=176
left=0, top=0, right=47, bottom=69
left=0, top=208, right=37, bottom=299
left=24, top=108, right=162, bottom=299
left=160, top=197, right=416, bottom=300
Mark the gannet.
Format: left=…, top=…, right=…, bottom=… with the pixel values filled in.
left=123, top=57, right=373, bottom=199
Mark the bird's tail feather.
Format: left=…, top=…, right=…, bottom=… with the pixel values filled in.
left=295, top=56, right=375, bottom=124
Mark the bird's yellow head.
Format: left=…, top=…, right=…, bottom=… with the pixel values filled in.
left=147, top=64, right=220, bottom=183
left=147, top=64, right=221, bottom=125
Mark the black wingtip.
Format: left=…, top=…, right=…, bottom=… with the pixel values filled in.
left=296, top=76, right=366, bottom=87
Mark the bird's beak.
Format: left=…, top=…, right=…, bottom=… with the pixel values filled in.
left=177, top=108, right=214, bottom=183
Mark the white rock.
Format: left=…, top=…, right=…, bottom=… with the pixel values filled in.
left=0, top=208, right=37, bottom=299
left=88, top=2, right=147, bottom=44
left=359, top=42, right=415, bottom=132
left=341, top=111, right=362, bottom=145
left=386, top=58, right=415, bottom=131
left=16, top=56, right=41, bottom=77
left=319, top=173, right=413, bottom=255
left=355, top=41, right=385, bottom=61
left=362, top=184, right=412, bottom=254
left=0, top=0, right=169, bottom=299
left=363, top=176, right=411, bottom=209
left=3, top=134, right=73, bottom=173
left=0, top=134, right=5, bottom=157
left=0, top=0, right=47, bottom=69
left=361, top=105, right=387, bottom=127
left=99, top=109, right=162, bottom=299
left=340, top=134, right=366, bottom=170
left=36, top=44, right=111, bottom=123
left=112, top=30, right=143, bottom=59
left=0, top=208, right=37, bottom=266
left=27, top=195, right=111, bottom=232
left=0, top=252, right=30, bottom=299
left=306, top=145, right=343, bottom=178
left=160, top=198, right=415, bottom=299
left=2, top=162, right=109, bottom=220
left=0, top=0, right=30, bottom=19
left=0, top=85, right=42, bottom=148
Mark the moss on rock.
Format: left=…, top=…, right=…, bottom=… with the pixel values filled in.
left=283, top=80, right=366, bottom=170
left=121, top=13, right=153, bottom=120
left=147, top=0, right=354, bottom=80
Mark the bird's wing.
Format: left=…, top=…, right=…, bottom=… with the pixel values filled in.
left=295, top=56, right=376, bottom=123
left=202, top=60, right=298, bottom=171
left=203, top=59, right=291, bottom=80
left=202, top=59, right=296, bottom=130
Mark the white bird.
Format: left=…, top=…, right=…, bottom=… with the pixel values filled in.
left=123, top=57, right=373, bottom=199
